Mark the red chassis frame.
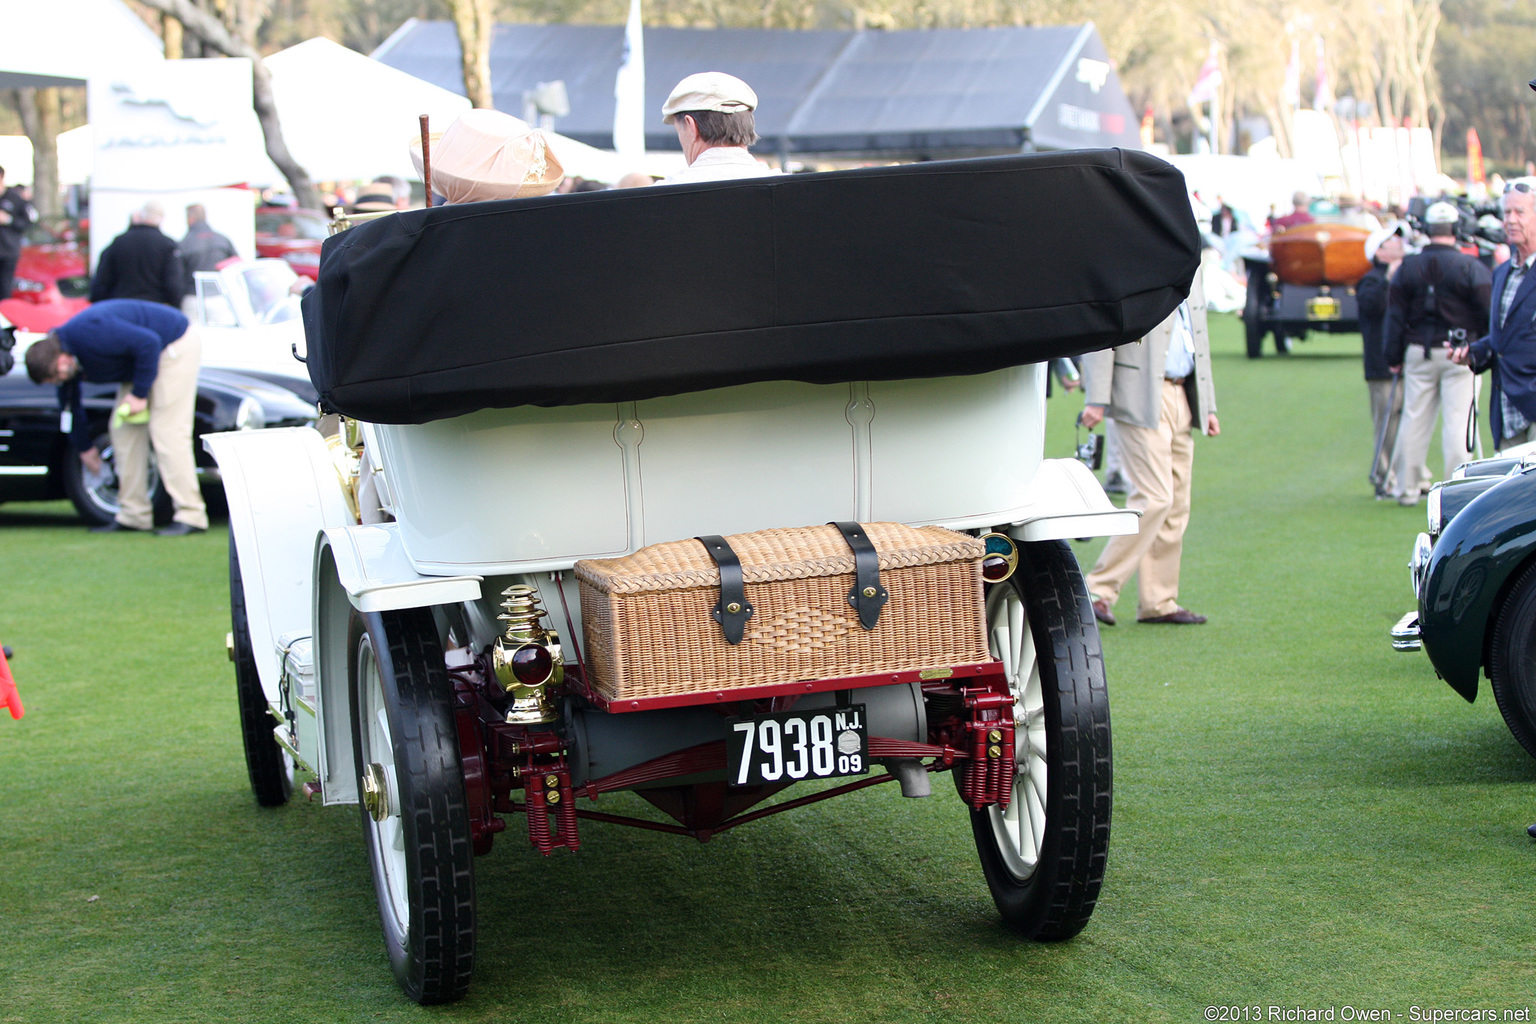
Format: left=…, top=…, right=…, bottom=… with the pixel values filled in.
left=450, top=659, right=1016, bottom=856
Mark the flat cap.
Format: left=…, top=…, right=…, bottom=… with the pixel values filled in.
left=662, top=72, right=757, bottom=124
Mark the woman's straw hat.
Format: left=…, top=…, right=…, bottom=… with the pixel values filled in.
left=409, top=108, right=565, bottom=203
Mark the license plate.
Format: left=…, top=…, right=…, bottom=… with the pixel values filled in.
left=1307, top=295, right=1341, bottom=320
left=727, top=705, right=868, bottom=786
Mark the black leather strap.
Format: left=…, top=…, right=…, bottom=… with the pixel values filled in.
left=696, top=535, right=753, bottom=644
left=830, top=521, right=888, bottom=629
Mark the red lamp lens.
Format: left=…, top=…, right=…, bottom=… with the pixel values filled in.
left=510, top=644, right=554, bottom=686
left=981, top=556, right=1011, bottom=582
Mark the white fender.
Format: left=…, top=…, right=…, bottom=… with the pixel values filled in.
left=310, top=524, right=483, bottom=805
left=204, top=426, right=353, bottom=701
left=318, top=524, right=484, bottom=614
left=1005, top=458, right=1140, bottom=542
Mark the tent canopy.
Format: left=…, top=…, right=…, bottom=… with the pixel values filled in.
left=0, top=0, right=163, bottom=88
left=263, top=37, right=472, bottom=183
left=372, top=21, right=1140, bottom=157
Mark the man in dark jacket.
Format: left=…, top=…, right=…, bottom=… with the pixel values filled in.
left=23, top=299, right=207, bottom=535
left=1358, top=221, right=1407, bottom=497
left=1455, top=183, right=1536, bottom=449
left=1383, top=202, right=1492, bottom=505
left=177, top=203, right=237, bottom=307
left=90, top=201, right=186, bottom=307
left=0, top=166, right=35, bottom=300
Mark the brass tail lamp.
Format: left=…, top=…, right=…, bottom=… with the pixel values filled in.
left=491, top=585, right=564, bottom=724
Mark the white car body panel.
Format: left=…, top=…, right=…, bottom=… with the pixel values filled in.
left=368, top=364, right=1123, bottom=576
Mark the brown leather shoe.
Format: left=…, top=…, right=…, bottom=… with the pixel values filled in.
left=1091, top=598, right=1116, bottom=626
left=1138, top=607, right=1208, bottom=625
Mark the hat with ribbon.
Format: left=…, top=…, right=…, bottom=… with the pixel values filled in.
left=409, top=109, right=565, bottom=204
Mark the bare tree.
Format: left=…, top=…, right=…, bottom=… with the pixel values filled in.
left=447, top=0, right=495, bottom=108
left=134, top=0, right=320, bottom=209
left=7, top=89, right=63, bottom=220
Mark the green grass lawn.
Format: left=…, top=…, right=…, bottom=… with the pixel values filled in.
left=3, top=315, right=1534, bottom=1023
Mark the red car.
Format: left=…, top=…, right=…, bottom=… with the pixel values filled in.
left=1, top=227, right=90, bottom=332
left=254, top=207, right=328, bottom=280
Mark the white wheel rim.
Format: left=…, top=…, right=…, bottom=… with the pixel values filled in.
left=983, top=584, right=1048, bottom=880
left=358, top=635, right=409, bottom=935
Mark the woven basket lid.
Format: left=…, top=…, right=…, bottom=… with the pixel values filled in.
left=575, top=522, right=984, bottom=595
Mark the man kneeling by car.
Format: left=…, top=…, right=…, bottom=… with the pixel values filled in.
left=24, top=299, right=208, bottom=535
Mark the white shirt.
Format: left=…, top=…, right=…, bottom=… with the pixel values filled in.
left=1163, top=302, right=1196, bottom=379
left=660, top=147, right=781, bottom=185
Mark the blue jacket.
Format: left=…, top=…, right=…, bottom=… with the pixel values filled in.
left=1470, top=257, right=1536, bottom=444
left=54, top=299, right=188, bottom=452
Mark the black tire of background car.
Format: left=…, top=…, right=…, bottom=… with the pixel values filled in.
left=230, top=536, right=294, bottom=806
left=1485, top=560, right=1536, bottom=759
left=1244, top=312, right=1267, bottom=360
left=60, top=431, right=172, bottom=527
left=349, top=608, right=476, bottom=1005
left=969, top=539, right=1112, bottom=940
left=1243, top=271, right=1268, bottom=359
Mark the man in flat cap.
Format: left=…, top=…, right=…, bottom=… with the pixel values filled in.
left=660, top=72, right=780, bottom=185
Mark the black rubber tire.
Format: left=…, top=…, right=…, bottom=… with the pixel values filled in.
left=969, top=539, right=1112, bottom=940
left=1242, top=271, right=1267, bottom=359
left=61, top=431, right=172, bottom=527
left=1245, top=320, right=1266, bottom=359
left=349, top=608, right=476, bottom=1005
left=230, top=535, right=293, bottom=806
left=1486, top=561, right=1536, bottom=758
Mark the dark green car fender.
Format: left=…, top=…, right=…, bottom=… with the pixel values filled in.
left=1419, top=467, right=1536, bottom=701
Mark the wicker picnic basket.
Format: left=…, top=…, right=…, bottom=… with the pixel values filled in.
left=573, top=522, right=990, bottom=702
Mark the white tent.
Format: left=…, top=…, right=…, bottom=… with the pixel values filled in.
left=0, top=0, right=163, bottom=88
left=262, top=37, right=471, bottom=183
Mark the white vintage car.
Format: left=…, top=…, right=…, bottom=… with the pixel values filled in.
left=210, top=150, right=1198, bottom=1004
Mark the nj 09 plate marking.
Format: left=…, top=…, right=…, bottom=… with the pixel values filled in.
left=726, top=705, right=869, bottom=786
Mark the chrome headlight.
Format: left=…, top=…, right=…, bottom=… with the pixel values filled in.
left=1426, top=485, right=1443, bottom=537
left=235, top=396, right=265, bottom=431
left=1409, top=532, right=1434, bottom=600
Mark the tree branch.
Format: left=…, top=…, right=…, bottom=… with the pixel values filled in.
left=132, top=0, right=319, bottom=210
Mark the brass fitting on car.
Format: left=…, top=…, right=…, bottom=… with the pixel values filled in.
left=325, top=425, right=362, bottom=523
left=491, top=584, right=563, bottom=724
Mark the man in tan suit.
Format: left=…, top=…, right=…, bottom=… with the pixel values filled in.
left=1079, top=275, right=1220, bottom=625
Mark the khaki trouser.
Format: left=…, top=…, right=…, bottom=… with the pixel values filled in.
left=1086, top=379, right=1194, bottom=619
left=1368, top=377, right=1404, bottom=493
left=111, top=324, right=208, bottom=530
left=1387, top=346, right=1474, bottom=504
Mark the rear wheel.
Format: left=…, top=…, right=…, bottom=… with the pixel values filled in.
left=350, top=608, right=475, bottom=1004
left=970, top=540, right=1112, bottom=939
left=1244, top=317, right=1266, bottom=359
left=230, top=535, right=293, bottom=806
left=1242, top=267, right=1267, bottom=359
left=1487, top=562, right=1536, bottom=758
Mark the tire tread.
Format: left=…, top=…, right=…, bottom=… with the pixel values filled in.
left=230, top=536, right=292, bottom=807
left=355, top=608, right=476, bottom=1004
left=1486, top=560, right=1536, bottom=758
left=971, top=539, right=1112, bottom=940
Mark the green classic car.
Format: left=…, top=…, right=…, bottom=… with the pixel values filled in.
left=1393, top=448, right=1536, bottom=756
